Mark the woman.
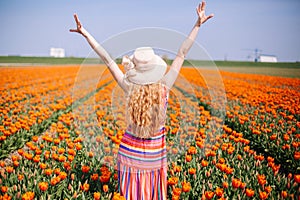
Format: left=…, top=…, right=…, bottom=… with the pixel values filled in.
left=70, top=1, right=213, bottom=199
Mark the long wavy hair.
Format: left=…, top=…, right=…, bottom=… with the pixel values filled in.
left=125, top=80, right=166, bottom=138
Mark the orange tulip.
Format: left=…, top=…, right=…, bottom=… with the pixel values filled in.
left=82, top=166, right=90, bottom=173
left=64, top=162, right=71, bottom=171
left=80, top=183, right=90, bottom=192
left=227, top=147, right=235, bottom=155
left=52, top=153, right=58, bottom=161
left=267, top=156, right=274, bottom=162
left=13, top=161, right=19, bottom=167
left=59, top=172, right=67, bottom=180
left=11, top=155, right=19, bottom=162
left=38, top=182, right=48, bottom=192
left=58, top=155, right=66, bottom=162
left=68, top=149, right=76, bottom=156
left=44, top=153, right=50, bottom=160
left=225, top=167, right=234, bottom=175
left=50, top=176, right=61, bottom=186
left=71, top=173, right=75, bottom=180
left=88, top=151, right=94, bottom=158
left=222, top=182, right=228, bottom=189
left=39, top=163, right=47, bottom=169
left=196, top=141, right=204, bottom=148
left=6, top=166, right=14, bottom=173
left=201, top=160, right=208, bottom=167
left=91, top=174, right=99, bottom=181
left=167, top=177, right=179, bottom=186
left=94, top=192, right=101, bottom=200
left=33, top=155, right=40, bottom=163
left=294, top=174, right=300, bottom=183
left=57, top=148, right=65, bottom=154
left=294, top=152, right=300, bottom=160
left=172, top=188, right=181, bottom=196
left=218, top=158, right=225, bottom=164
left=181, top=182, right=191, bottom=193
left=204, top=191, right=214, bottom=200
left=185, top=155, right=192, bottom=162
left=174, top=166, right=181, bottom=172
left=232, top=178, right=241, bottom=189
left=53, top=139, right=60, bottom=145
left=53, top=168, right=60, bottom=175
left=100, top=174, right=111, bottom=183
left=44, top=169, right=53, bottom=176
left=0, top=161, right=5, bottom=168
left=67, top=142, right=75, bottom=149
left=21, top=191, right=35, bottom=200
left=75, top=143, right=82, bottom=150
left=188, top=168, right=196, bottom=175
left=245, top=188, right=255, bottom=197
left=216, top=163, right=226, bottom=172
left=239, top=182, right=246, bottom=189
left=18, top=174, right=24, bottom=181
left=269, top=134, right=276, bottom=140
left=264, top=185, right=272, bottom=194
left=281, top=191, right=288, bottom=198
left=112, top=192, right=126, bottom=200
left=259, top=191, right=268, bottom=200
left=1, top=186, right=8, bottom=193
left=257, top=174, right=267, bottom=185
left=103, top=185, right=109, bottom=192
left=215, top=187, right=223, bottom=197
left=187, top=146, right=197, bottom=155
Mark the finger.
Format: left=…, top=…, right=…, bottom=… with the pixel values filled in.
left=207, top=13, right=214, bottom=19
left=73, top=13, right=77, bottom=21
left=201, top=1, right=206, bottom=11
left=198, top=3, right=202, bottom=12
left=74, top=14, right=80, bottom=25
left=196, top=3, right=201, bottom=14
left=203, top=14, right=214, bottom=24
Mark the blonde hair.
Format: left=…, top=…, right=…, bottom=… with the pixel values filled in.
left=125, top=80, right=166, bottom=138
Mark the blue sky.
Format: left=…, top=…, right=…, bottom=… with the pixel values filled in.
left=1, top=0, right=299, bottom=62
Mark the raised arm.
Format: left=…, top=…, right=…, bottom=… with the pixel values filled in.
left=163, top=1, right=214, bottom=90
left=70, top=14, right=128, bottom=92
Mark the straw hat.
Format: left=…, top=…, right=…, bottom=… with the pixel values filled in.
left=122, top=47, right=167, bottom=85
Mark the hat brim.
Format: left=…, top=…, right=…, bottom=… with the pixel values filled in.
left=126, top=55, right=167, bottom=85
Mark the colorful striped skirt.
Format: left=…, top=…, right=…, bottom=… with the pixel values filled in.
left=117, top=126, right=167, bottom=200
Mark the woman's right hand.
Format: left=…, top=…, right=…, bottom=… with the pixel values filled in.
left=69, top=13, right=87, bottom=37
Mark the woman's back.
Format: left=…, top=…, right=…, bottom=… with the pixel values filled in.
left=125, top=82, right=169, bottom=138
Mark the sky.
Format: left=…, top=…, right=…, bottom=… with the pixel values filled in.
left=0, top=0, right=300, bottom=62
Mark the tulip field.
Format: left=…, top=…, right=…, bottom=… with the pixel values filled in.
left=0, top=64, right=299, bottom=200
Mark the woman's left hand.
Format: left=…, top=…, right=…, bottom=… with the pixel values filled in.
left=196, top=1, right=214, bottom=26
left=69, top=13, right=88, bottom=37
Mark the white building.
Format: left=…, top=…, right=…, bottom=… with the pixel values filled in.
left=259, top=54, right=277, bottom=63
left=50, top=48, right=65, bottom=58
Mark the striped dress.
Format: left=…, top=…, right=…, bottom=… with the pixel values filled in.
left=117, top=85, right=169, bottom=200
